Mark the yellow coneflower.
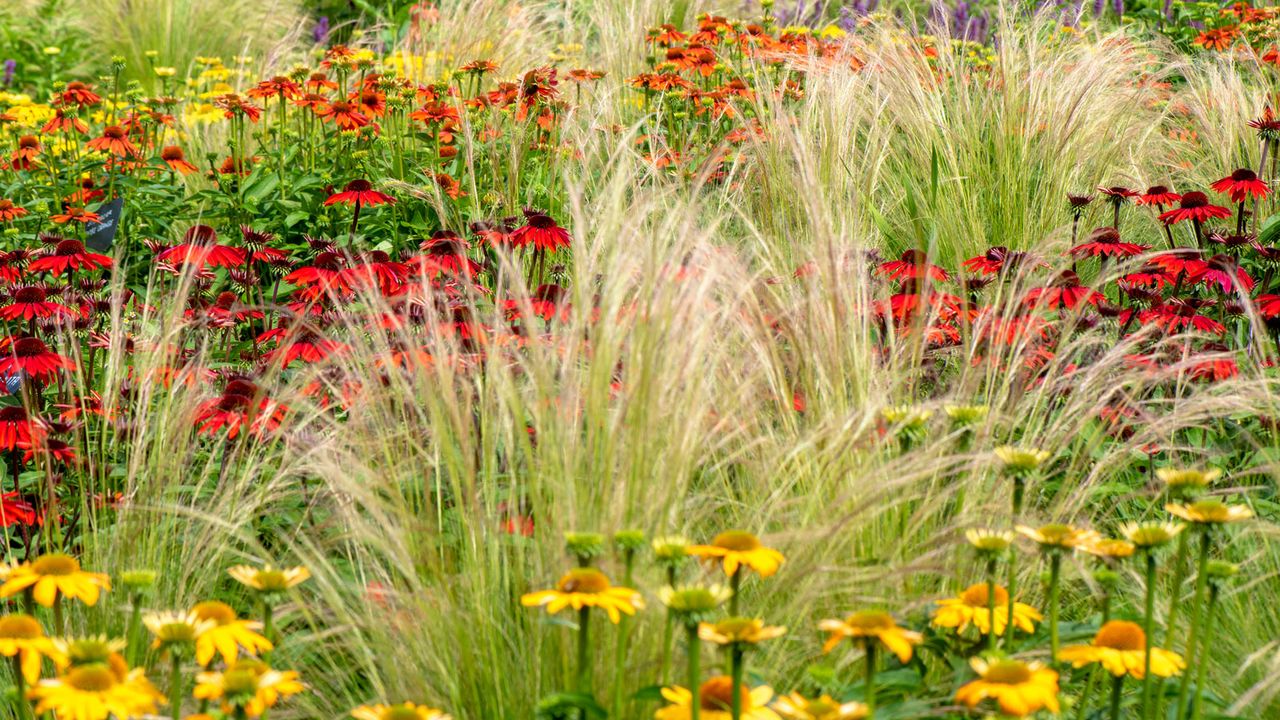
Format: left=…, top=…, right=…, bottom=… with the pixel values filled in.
left=954, top=657, right=1060, bottom=717
left=818, top=610, right=922, bottom=661
left=698, top=617, right=786, bottom=645
left=0, top=613, right=67, bottom=683
left=0, top=553, right=111, bottom=607
left=1156, top=467, right=1221, bottom=495
left=932, top=583, right=1041, bottom=637
left=1060, top=620, right=1184, bottom=678
left=655, top=676, right=780, bottom=720
left=29, top=654, right=164, bottom=720
left=993, top=445, right=1050, bottom=475
left=191, top=600, right=273, bottom=667
left=351, top=702, right=453, bottom=720
left=520, top=568, right=642, bottom=624
left=772, top=692, right=868, bottom=720
left=1016, top=523, right=1100, bottom=550
left=1121, top=521, right=1184, bottom=548
left=227, top=564, right=311, bottom=593
left=144, top=610, right=214, bottom=651
left=55, top=636, right=128, bottom=668
left=688, top=531, right=785, bottom=579
left=1081, top=538, right=1136, bottom=560
left=964, top=528, right=1013, bottom=555
left=943, top=404, right=988, bottom=425
left=193, top=658, right=305, bottom=717
left=1165, top=499, right=1254, bottom=525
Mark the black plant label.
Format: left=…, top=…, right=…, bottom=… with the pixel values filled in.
left=86, top=196, right=123, bottom=251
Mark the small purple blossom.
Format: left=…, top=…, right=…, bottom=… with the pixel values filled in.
left=2, top=60, right=15, bottom=88
left=313, top=16, right=331, bottom=45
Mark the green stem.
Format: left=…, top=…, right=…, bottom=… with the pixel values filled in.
left=169, top=652, right=183, bottom=720
left=1049, top=551, right=1062, bottom=663
left=1164, top=532, right=1190, bottom=646
left=612, top=553, right=636, bottom=719
left=1076, top=666, right=1100, bottom=720
left=985, top=558, right=998, bottom=652
left=1110, top=675, right=1125, bottom=720
left=659, top=567, right=676, bottom=687
left=1005, top=546, right=1018, bottom=651
left=577, top=606, right=592, bottom=697
left=729, top=645, right=744, bottom=720
left=262, top=601, right=275, bottom=661
left=126, top=592, right=142, bottom=666
left=864, top=640, right=878, bottom=719
left=728, top=569, right=741, bottom=616
left=1191, top=583, right=1220, bottom=720
left=687, top=623, right=701, bottom=720
left=1176, top=532, right=1212, bottom=720
left=11, top=655, right=31, bottom=720
left=1140, top=551, right=1158, bottom=720
left=52, top=594, right=64, bottom=637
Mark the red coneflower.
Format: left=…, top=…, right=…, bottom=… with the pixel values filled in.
left=1138, top=298, right=1225, bottom=335
left=193, top=381, right=285, bottom=439
left=1137, top=186, right=1181, bottom=206
left=1097, top=186, right=1138, bottom=230
left=0, top=491, right=36, bottom=527
left=325, top=179, right=395, bottom=207
left=0, top=199, right=28, bottom=223
left=409, top=101, right=460, bottom=127
left=1248, top=106, right=1280, bottom=142
left=504, top=284, right=569, bottom=322
left=315, top=100, right=370, bottom=130
left=55, top=81, right=102, bottom=107
left=460, top=59, right=500, bottom=74
left=85, top=125, right=139, bottom=157
left=0, top=286, right=76, bottom=320
left=27, top=238, right=113, bottom=276
left=509, top=210, right=572, bottom=252
left=261, top=330, right=347, bottom=368
left=356, top=88, right=386, bottom=117
left=160, top=146, right=199, bottom=175
left=213, top=93, right=262, bottom=122
left=1211, top=168, right=1269, bottom=203
left=878, top=249, right=950, bottom=283
left=408, top=231, right=483, bottom=278
left=50, top=206, right=102, bottom=225
left=0, top=406, right=36, bottom=451
left=41, top=108, right=89, bottom=135
left=1023, top=271, right=1105, bottom=310
left=338, top=250, right=408, bottom=296
left=1193, top=253, right=1255, bottom=294
left=1158, top=192, right=1231, bottom=246
left=156, top=225, right=247, bottom=269
left=247, top=76, right=303, bottom=100
left=283, top=251, right=347, bottom=290
left=1070, top=227, right=1148, bottom=258
left=0, top=337, right=76, bottom=380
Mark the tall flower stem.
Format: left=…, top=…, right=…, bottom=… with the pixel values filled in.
left=1164, top=531, right=1190, bottom=646
left=1076, top=667, right=1100, bottom=720
left=729, top=645, right=745, bottom=720
left=1109, top=675, right=1125, bottom=720
left=728, top=569, right=741, bottom=616
left=1048, top=551, right=1062, bottom=663
left=686, top=623, right=701, bottom=720
left=577, top=607, right=592, bottom=696
left=11, top=655, right=31, bottom=720
left=659, top=567, right=677, bottom=686
left=169, top=653, right=184, bottom=720
left=612, top=551, right=637, bottom=719
left=985, top=557, right=998, bottom=652
left=52, top=594, right=64, bottom=637
left=1191, top=582, right=1221, bottom=720
left=863, top=640, right=878, bottom=719
left=1140, top=550, right=1158, bottom=720
left=1176, top=531, right=1212, bottom=720
left=1004, top=546, right=1019, bottom=651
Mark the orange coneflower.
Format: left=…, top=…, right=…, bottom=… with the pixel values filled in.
left=54, top=81, right=102, bottom=107
left=85, top=125, right=140, bottom=158
left=314, top=100, right=370, bottom=130
left=50, top=206, right=102, bottom=225
left=160, top=146, right=199, bottom=175
left=356, top=88, right=386, bottom=117
left=0, top=200, right=28, bottom=223
left=247, top=76, right=303, bottom=100
left=11, top=136, right=40, bottom=169
left=305, top=72, right=339, bottom=92
left=1193, top=26, right=1238, bottom=52
left=41, top=108, right=89, bottom=135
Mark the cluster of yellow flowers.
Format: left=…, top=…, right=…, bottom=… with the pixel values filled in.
left=0, top=555, right=452, bottom=720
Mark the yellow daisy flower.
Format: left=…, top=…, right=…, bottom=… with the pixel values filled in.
left=29, top=655, right=163, bottom=720
left=817, top=610, right=922, bottom=661
left=687, top=531, right=785, bottom=578
left=351, top=702, right=452, bottom=720
left=0, top=613, right=67, bottom=683
left=656, top=677, right=780, bottom=720
left=144, top=610, right=215, bottom=651
left=1059, top=620, right=1184, bottom=678
left=1121, top=521, right=1184, bottom=548
left=954, top=657, right=1060, bottom=717
left=1081, top=537, right=1136, bottom=559
left=0, top=553, right=111, bottom=607
left=772, top=692, right=868, bottom=719
left=993, top=446, right=1050, bottom=474
left=931, top=583, right=1042, bottom=637
left=965, top=528, right=1013, bottom=554
left=1016, top=523, right=1101, bottom=550
left=193, top=658, right=305, bottom=717
left=227, top=564, right=311, bottom=593
left=698, top=617, right=786, bottom=645
left=1156, top=467, right=1221, bottom=492
left=191, top=601, right=273, bottom=667
left=1165, top=499, right=1253, bottom=525
left=520, top=568, right=642, bottom=624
